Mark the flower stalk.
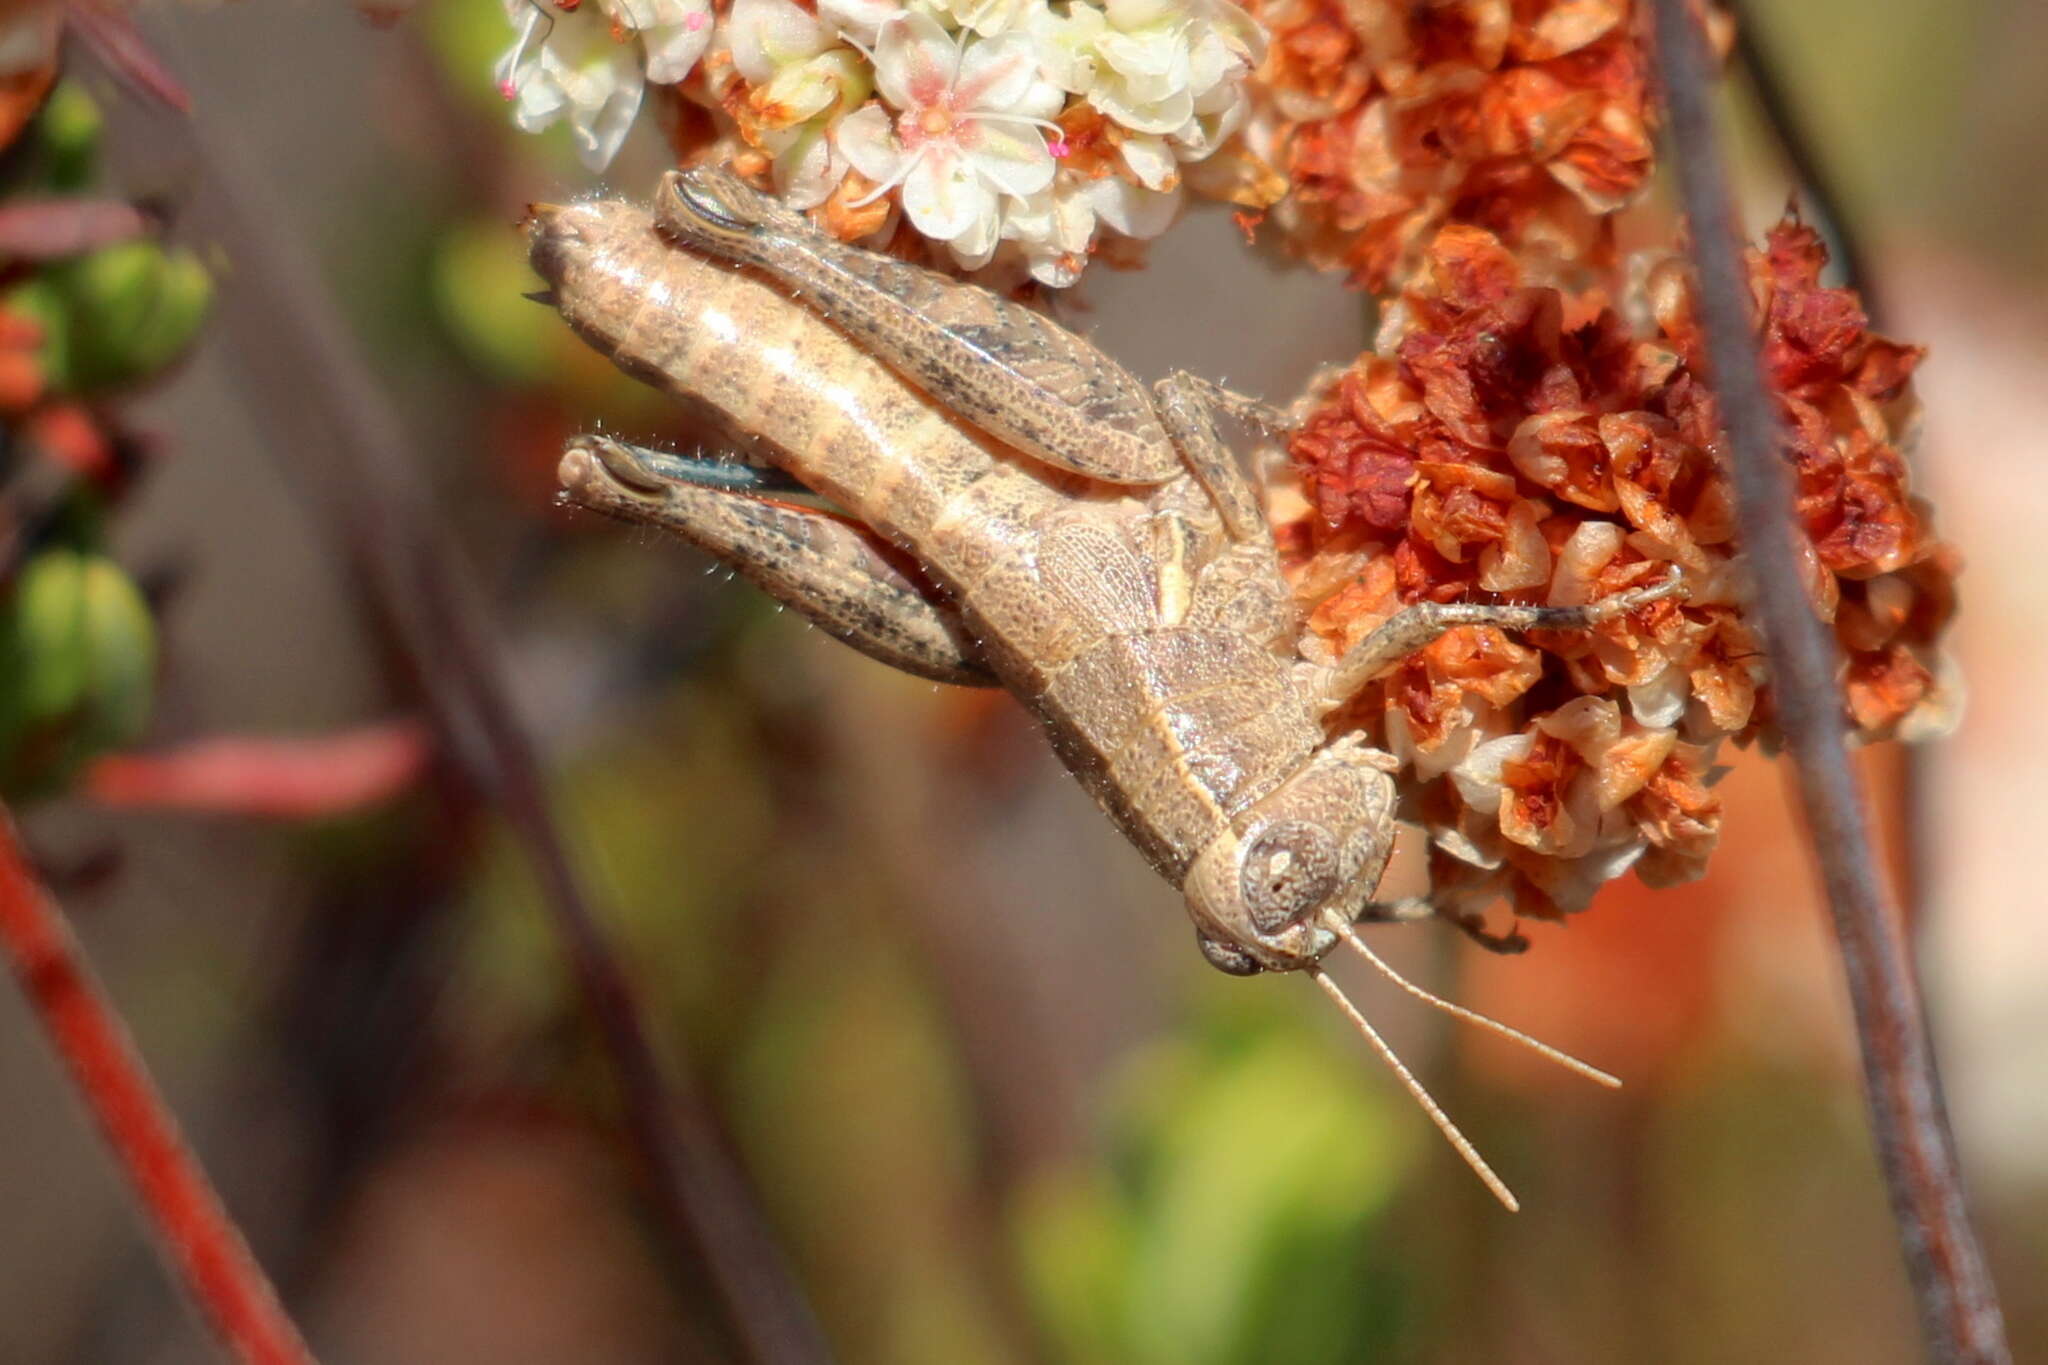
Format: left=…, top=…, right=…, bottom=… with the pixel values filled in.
left=0, top=806, right=319, bottom=1365
left=1646, top=1, right=2009, bottom=1360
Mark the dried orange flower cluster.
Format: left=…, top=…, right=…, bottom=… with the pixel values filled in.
left=1274, top=221, right=1957, bottom=933
left=1233, top=0, right=1676, bottom=291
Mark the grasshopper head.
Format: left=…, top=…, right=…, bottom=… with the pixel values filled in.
left=656, top=167, right=808, bottom=255
left=1181, top=739, right=1398, bottom=975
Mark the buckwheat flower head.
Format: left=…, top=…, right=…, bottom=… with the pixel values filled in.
left=1234, top=0, right=1678, bottom=291
left=1277, top=220, right=1955, bottom=935
left=835, top=11, right=1063, bottom=268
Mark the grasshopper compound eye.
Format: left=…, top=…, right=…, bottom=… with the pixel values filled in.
left=1196, top=933, right=1262, bottom=977
left=1239, top=821, right=1340, bottom=935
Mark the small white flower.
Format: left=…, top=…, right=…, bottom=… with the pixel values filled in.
left=1117, top=132, right=1178, bottom=191
left=1085, top=171, right=1179, bottom=240
left=1022, top=3, right=1105, bottom=93
left=496, top=0, right=645, bottom=171
left=729, top=0, right=827, bottom=84
left=1002, top=165, right=1184, bottom=286
left=1001, top=174, right=1097, bottom=286
left=835, top=12, right=1062, bottom=261
left=610, top=0, right=715, bottom=84
left=1091, top=4, right=1195, bottom=135
left=816, top=0, right=904, bottom=48
left=496, top=0, right=718, bottom=169
left=726, top=0, right=872, bottom=207
left=1060, top=0, right=1265, bottom=151
left=919, top=0, right=1036, bottom=38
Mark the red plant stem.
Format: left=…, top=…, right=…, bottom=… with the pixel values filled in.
left=0, top=808, right=318, bottom=1365
left=1646, top=4, right=2010, bottom=1363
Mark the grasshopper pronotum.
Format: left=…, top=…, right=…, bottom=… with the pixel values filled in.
left=530, top=168, right=1686, bottom=1209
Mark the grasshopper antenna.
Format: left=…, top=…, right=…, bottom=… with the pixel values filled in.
left=1325, top=911, right=1622, bottom=1089
left=1306, top=966, right=1520, bottom=1212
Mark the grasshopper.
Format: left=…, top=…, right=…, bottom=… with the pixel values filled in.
left=529, top=168, right=1685, bottom=1209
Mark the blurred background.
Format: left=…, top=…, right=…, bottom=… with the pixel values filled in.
left=0, top=0, right=2043, bottom=1361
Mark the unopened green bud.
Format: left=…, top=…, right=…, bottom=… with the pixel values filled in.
left=72, top=554, right=155, bottom=755
left=13, top=241, right=215, bottom=394
left=5, top=548, right=91, bottom=723
left=36, top=83, right=102, bottom=192
left=0, top=548, right=156, bottom=796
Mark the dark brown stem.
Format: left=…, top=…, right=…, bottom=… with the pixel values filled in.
left=99, top=35, right=838, bottom=1365
left=1646, top=4, right=2009, bottom=1362
left=0, top=808, right=318, bottom=1365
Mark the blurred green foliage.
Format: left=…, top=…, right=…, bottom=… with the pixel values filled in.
left=1017, top=1013, right=1419, bottom=1365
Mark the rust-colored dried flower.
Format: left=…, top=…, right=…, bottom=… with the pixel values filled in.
left=1232, top=0, right=1676, bottom=291
left=1278, top=219, right=1956, bottom=935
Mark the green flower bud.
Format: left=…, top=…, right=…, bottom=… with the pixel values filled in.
left=4, top=548, right=92, bottom=724
left=36, top=83, right=103, bottom=193
left=9, top=241, right=214, bottom=394
left=0, top=548, right=156, bottom=796
left=6, top=274, right=68, bottom=390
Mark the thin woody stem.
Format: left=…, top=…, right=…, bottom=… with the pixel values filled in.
left=1646, top=4, right=2009, bottom=1363
left=0, top=808, right=318, bottom=1365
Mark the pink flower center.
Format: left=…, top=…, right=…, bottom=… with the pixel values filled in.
left=684, top=10, right=706, bottom=29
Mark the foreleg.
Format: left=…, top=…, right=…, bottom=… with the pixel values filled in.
left=1306, top=571, right=1687, bottom=715
left=1354, top=897, right=1532, bottom=955
left=1169, top=373, right=1292, bottom=439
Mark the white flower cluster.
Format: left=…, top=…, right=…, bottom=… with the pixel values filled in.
left=496, top=0, right=1266, bottom=285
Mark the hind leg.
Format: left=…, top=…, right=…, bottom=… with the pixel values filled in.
left=559, top=435, right=997, bottom=687
left=1153, top=372, right=1273, bottom=544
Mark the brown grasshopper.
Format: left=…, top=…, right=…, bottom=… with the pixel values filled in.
left=528, top=167, right=1685, bottom=1209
